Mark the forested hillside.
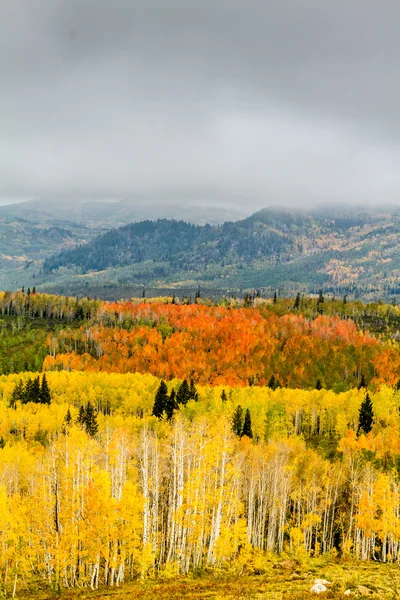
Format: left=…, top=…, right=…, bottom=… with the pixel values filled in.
left=40, top=207, right=400, bottom=301
left=2, top=290, right=400, bottom=388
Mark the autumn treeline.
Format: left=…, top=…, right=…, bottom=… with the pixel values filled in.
left=1, top=388, right=400, bottom=595
left=44, top=305, right=398, bottom=389
left=1, top=291, right=400, bottom=388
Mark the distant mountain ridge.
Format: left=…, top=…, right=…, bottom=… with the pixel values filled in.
left=0, top=197, right=246, bottom=228
left=39, top=207, right=400, bottom=300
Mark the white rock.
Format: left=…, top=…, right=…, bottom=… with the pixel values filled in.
left=310, top=583, right=328, bottom=593
left=314, top=579, right=331, bottom=585
left=344, top=591, right=353, bottom=596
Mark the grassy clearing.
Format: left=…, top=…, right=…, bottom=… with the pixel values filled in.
left=14, top=558, right=400, bottom=599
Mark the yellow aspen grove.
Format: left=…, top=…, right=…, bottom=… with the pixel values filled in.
left=1, top=369, right=400, bottom=594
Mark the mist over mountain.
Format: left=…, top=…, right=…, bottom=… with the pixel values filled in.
left=0, top=197, right=246, bottom=229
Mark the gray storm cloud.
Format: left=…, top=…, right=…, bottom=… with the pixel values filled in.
left=2, top=0, right=400, bottom=208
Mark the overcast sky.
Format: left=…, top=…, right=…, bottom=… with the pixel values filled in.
left=2, top=0, right=400, bottom=210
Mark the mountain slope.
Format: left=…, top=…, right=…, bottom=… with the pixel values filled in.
left=38, top=207, right=400, bottom=300
left=0, top=214, right=97, bottom=268
left=43, top=209, right=303, bottom=275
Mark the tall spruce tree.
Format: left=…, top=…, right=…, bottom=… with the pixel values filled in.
left=358, top=374, right=366, bottom=390
left=40, top=374, right=51, bottom=404
left=293, top=293, right=301, bottom=310
left=189, top=379, right=199, bottom=401
left=232, top=405, right=244, bottom=437
left=242, top=408, right=253, bottom=439
left=10, top=380, right=25, bottom=408
left=24, top=377, right=41, bottom=403
left=165, top=389, right=177, bottom=421
left=64, top=408, right=72, bottom=426
left=358, top=393, right=374, bottom=435
left=317, top=290, right=325, bottom=313
left=176, top=379, right=191, bottom=406
left=77, top=405, right=86, bottom=427
left=84, top=402, right=98, bottom=437
left=152, top=380, right=169, bottom=418
left=61, top=407, right=72, bottom=435
left=221, top=390, right=228, bottom=402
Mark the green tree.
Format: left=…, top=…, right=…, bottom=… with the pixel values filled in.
left=84, top=402, right=98, bottom=437
left=165, top=389, right=177, bottom=421
left=242, top=408, right=253, bottom=439
left=152, top=380, right=169, bottom=418
left=61, top=407, right=72, bottom=435
left=221, top=390, right=228, bottom=402
left=316, top=378, right=322, bottom=390
left=317, top=290, right=324, bottom=313
left=358, top=393, right=374, bottom=435
left=40, top=373, right=51, bottom=404
left=10, top=379, right=25, bottom=408
left=77, top=405, right=86, bottom=427
left=232, top=405, right=244, bottom=437
left=24, top=377, right=41, bottom=403
left=176, top=379, right=191, bottom=406
left=189, top=379, right=199, bottom=401
left=64, top=407, right=72, bottom=425
left=358, top=374, right=367, bottom=390
left=293, top=293, right=301, bottom=310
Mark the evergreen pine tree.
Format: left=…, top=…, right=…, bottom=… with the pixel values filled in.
left=189, top=379, right=199, bottom=401
left=268, top=375, right=276, bottom=390
left=317, top=290, right=324, bottom=313
left=273, top=291, right=277, bottom=304
left=84, top=402, right=98, bottom=437
left=242, top=408, right=253, bottom=438
left=165, top=389, right=177, bottom=421
left=293, top=293, right=301, bottom=310
left=396, top=379, right=400, bottom=391
left=152, top=380, right=169, bottom=418
left=221, top=390, right=228, bottom=402
left=176, top=379, right=191, bottom=406
left=77, top=405, right=86, bottom=426
left=24, top=377, right=40, bottom=403
left=10, top=379, right=25, bottom=408
left=0, top=437, right=4, bottom=449
left=316, top=378, right=322, bottom=390
left=64, top=407, right=72, bottom=426
left=61, top=407, right=72, bottom=435
left=40, top=373, right=51, bottom=404
left=32, top=376, right=41, bottom=402
left=23, top=378, right=32, bottom=404
left=358, top=374, right=366, bottom=390
left=358, top=393, right=374, bottom=435
left=232, top=405, right=244, bottom=437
